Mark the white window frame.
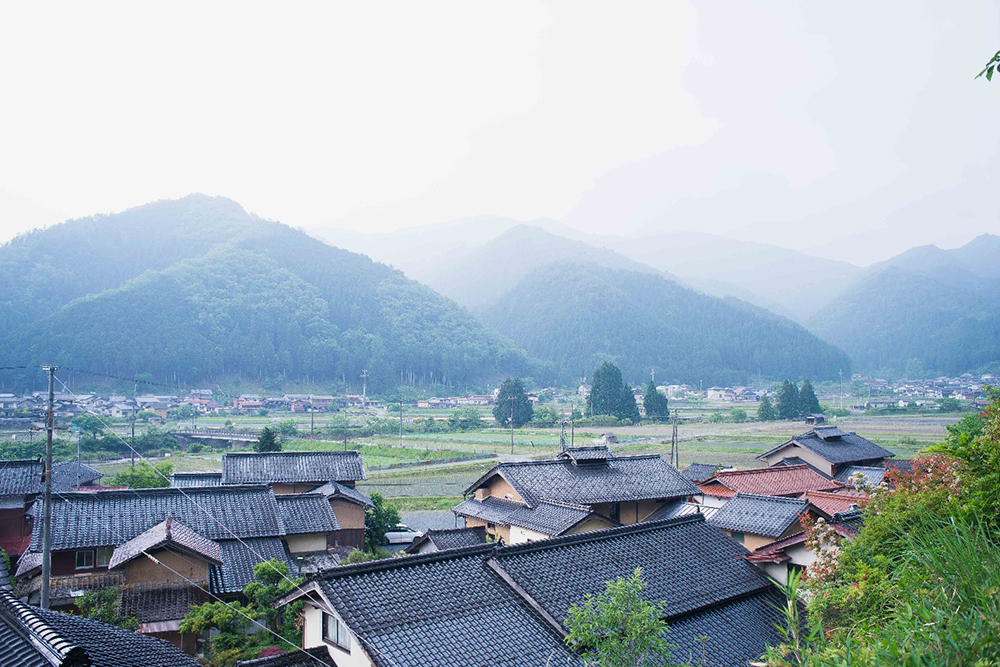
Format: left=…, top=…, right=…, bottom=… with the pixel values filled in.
left=96, top=546, right=113, bottom=567
left=75, top=550, right=95, bottom=570
left=322, top=611, right=351, bottom=651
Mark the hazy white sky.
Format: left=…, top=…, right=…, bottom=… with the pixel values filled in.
left=1, top=1, right=998, bottom=263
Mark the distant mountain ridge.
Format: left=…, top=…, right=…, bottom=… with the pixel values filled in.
left=482, top=261, right=851, bottom=386
left=0, top=195, right=536, bottom=390
left=809, top=234, right=1000, bottom=375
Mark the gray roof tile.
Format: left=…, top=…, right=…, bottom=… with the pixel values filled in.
left=236, top=646, right=338, bottom=666
left=406, top=527, right=487, bottom=553
left=467, top=454, right=698, bottom=507
left=506, top=500, right=599, bottom=536
left=833, top=466, right=886, bottom=486
left=223, top=451, right=366, bottom=485
left=313, top=481, right=373, bottom=508
left=452, top=496, right=523, bottom=525
left=760, top=428, right=895, bottom=466
left=0, top=458, right=42, bottom=497
left=709, top=493, right=809, bottom=537
left=276, top=494, right=340, bottom=534
left=171, top=472, right=222, bottom=488
left=680, top=462, right=719, bottom=483
left=211, top=537, right=297, bottom=595
left=51, top=461, right=103, bottom=492
left=108, top=518, right=222, bottom=569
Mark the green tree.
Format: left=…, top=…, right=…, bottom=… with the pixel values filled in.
left=365, top=492, right=401, bottom=552
left=977, top=49, right=1000, bottom=81
left=76, top=587, right=139, bottom=630
left=109, top=461, right=172, bottom=488
left=169, top=404, right=196, bottom=420
left=448, top=407, right=484, bottom=431
left=254, top=426, right=281, bottom=452
left=619, top=384, right=641, bottom=423
left=642, top=381, right=669, bottom=421
left=564, top=568, right=674, bottom=667
left=72, top=413, right=106, bottom=438
left=274, top=419, right=298, bottom=436
left=730, top=408, right=748, bottom=423
left=587, top=362, right=625, bottom=418
left=493, top=377, right=534, bottom=428
left=777, top=380, right=800, bottom=420
left=757, top=394, right=778, bottom=421
left=531, top=406, right=559, bottom=427
left=799, top=379, right=821, bottom=416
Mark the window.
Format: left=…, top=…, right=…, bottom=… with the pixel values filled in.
left=323, top=612, right=351, bottom=651
left=730, top=532, right=745, bottom=544
left=75, top=550, right=94, bottom=569
left=96, top=547, right=113, bottom=567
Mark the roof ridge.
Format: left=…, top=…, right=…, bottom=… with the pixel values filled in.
left=535, top=498, right=592, bottom=512
left=734, top=493, right=809, bottom=504
left=53, top=484, right=273, bottom=498
left=495, top=453, right=663, bottom=468
left=718, top=464, right=808, bottom=476
left=493, top=515, right=705, bottom=557
left=226, top=450, right=359, bottom=457
left=316, top=543, right=498, bottom=579
left=0, top=587, right=87, bottom=664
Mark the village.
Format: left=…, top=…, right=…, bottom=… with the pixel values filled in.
left=0, top=392, right=941, bottom=666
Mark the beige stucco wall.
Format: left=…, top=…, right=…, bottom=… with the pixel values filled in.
left=761, top=445, right=834, bottom=476
left=566, top=516, right=615, bottom=535
left=480, top=477, right=523, bottom=504
left=123, top=549, right=208, bottom=585
left=271, top=483, right=322, bottom=495
left=302, top=601, right=373, bottom=667
left=285, top=533, right=328, bottom=554
left=742, top=533, right=775, bottom=551
left=509, top=525, right=550, bottom=544
left=330, top=499, right=366, bottom=530
left=633, top=500, right=663, bottom=523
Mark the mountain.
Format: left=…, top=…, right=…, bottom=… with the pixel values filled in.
left=482, top=262, right=851, bottom=387
left=809, top=234, right=1000, bottom=375
left=418, top=225, right=670, bottom=312
left=0, top=195, right=537, bottom=390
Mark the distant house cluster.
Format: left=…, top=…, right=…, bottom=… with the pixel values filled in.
left=854, top=372, right=994, bottom=408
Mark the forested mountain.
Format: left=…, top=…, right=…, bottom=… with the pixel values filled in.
left=0, top=195, right=536, bottom=390
left=419, top=225, right=667, bottom=311
left=809, top=234, right=1000, bottom=376
left=482, top=262, right=851, bottom=386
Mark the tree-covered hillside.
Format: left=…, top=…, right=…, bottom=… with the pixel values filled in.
left=482, top=262, right=851, bottom=386
left=0, top=195, right=536, bottom=390
left=809, top=234, right=1000, bottom=376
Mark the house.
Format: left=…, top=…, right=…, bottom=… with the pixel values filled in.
left=832, top=465, right=886, bottom=488
left=757, top=426, right=895, bottom=477
left=805, top=413, right=826, bottom=425
left=0, top=458, right=43, bottom=559
left=13, top=484, right=341, bottom=651
left=746, top=509, right=865, bottom=585
left=453, top=446, right=698, bottom=543
left=697, top=464, right=844, bottom=509
left=236, top=646, right=338, bottom=666
left=680, top=462, right=720, bottom=484
left=279, top=515, right=789, bottom=667
left=51, top=461, right=104, bottom=492
left=176, top=451, right=370, bottom=549
left=708, top=493, right=822, bottom=550
left=403, top=526, right=488, bottom=555
left=0, top=554, right=199, bottom=666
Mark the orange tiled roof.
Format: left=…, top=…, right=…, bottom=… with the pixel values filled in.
left=698, top=464, right=843, bottom=499
left=802, top=489, right=867, bottom=515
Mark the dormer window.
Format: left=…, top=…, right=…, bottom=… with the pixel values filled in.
left=323, top=611, right=351, bottom=651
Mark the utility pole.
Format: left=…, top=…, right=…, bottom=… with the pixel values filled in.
left=361, top=370, right=368, bottom=404
left=40, top=364, right=56, bottom=609
left=509, top=397, right=515, bottom=455
left=343, top=407, right=348, bottom=452
left=559, top=418, right=567, bottom=452
left=76, top=428, right=81, bottom=489
left=570, top=402, right=575, bottom=447
left=839, top=369, right=844, bottom=411
left=310, top=407, right=314, bottom=436
left=399, top=399, right=404, bottom=448
left=130, top=406, right=136, bottom=468
left=670, top=409, right=679, bottom=468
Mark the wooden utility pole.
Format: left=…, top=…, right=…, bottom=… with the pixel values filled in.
left=40, top=365, right=56, bottom=609
left=559, top=418, right=567, bottom=452
left=130, top=406, right=136, bottom=468
left=670, top=409, right=679, bottom=468
left=310, top=407, right=314, bottom=436
left=343, top=407, right=348, bottom=452
left=570, top=402, right=575, bottom=447
left=361, top=370, right=368, bottom=404
left=509, top=397, right=515, bottom=455
left=399, top=399, right=404, bottom=448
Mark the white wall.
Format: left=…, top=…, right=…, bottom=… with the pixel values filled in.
left=302, top=601, right=373, bottom=667
left=508, top=525, right=550, bottom=544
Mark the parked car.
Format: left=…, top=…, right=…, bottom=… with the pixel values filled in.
left=384, top=524, right=423, bottom=544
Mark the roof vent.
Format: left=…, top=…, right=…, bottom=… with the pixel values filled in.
left=558, top=446, right=611, bottom=466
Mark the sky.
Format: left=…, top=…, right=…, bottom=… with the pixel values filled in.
left=1, top=1, right=999, bottom=264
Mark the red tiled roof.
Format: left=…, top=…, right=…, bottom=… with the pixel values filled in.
left=698, top=464, right=843, bottom=499
left=802, top=490, right=866, bottom=515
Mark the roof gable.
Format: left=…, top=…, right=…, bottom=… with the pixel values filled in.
left=275, top=494, right=340, bottom=534
left=759, top=430, right=895, bottom=466
left=108, top=518, right=222, bottom=569
left=708, top=493, right=810, bottom=537
left=701, top=464, right=842, bottom=498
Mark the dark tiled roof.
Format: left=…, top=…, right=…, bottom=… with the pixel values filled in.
left=641, top=499, right=718, bottom=522
left=276, top=494, right=340, bottom=534
left=211, top=537, right=297, bottom=595
left=316, top=546, right=582, bottom=667
left=558, top=446, right=611, bottom=463
left=36, top=606, right=200, bottom=666
left=680, top=462, right=718, bottom=483
left=236, top=646, right=338, bottom=666
left=467, top=454, right=698, bottom=507
left=52, top=461, right=103, bottom=492
left=760, top=429, right=895, bottom=466
left=223, top=451, right=366, bottom=485
left=833, top=509, right=865, bottom=536
left=303, top=516, right=785, bottom=667
left=108, top=518, right=223, bottom=569
left=313, top=481, right=373, bottom=508
left=0, top=458, right=42, bottom=496
left=492, top=517, right=771, bottom=623
left=507, top=500, right=600, bottom=535
left=171, top=472, right=222, bottom=488
left=0, top=554, right=198, bottom=667
left=29, top=486, right=285, bottom=551
left=883, top=459, right=915, bottom=474
left=833, top=465, right=886, bottom=486
left=452, top=496, right=523, bottom=524
left=121, top=582, right=208, bottom=623
left=404, top=527, right=487, bottom=554
left=709, top=493, right=809, bottom=538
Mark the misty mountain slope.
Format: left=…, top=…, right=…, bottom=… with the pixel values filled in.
left=1, top=196, right=537, bottom=388
left=809, top=234, right=1000, bottom=375
left=482, top=262, right=851, bottom=386
left=587, top=231, right=863, bottom=322
left=420, top=225, right=672, bottom=311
